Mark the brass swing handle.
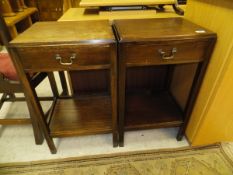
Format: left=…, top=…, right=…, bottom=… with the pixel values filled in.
left=158, top=48, right=177, bottom=60
left=55, top=53, right=77, bottom=66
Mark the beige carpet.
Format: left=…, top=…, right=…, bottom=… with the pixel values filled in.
left=0, top=144, right=232, bottom=175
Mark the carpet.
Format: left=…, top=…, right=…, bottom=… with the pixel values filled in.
left=0, top=144, right=233, bottom=175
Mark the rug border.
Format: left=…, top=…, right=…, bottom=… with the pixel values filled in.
left=219, top=143, right=233, bottom=166
left=1, top=142, right=232, bottom=168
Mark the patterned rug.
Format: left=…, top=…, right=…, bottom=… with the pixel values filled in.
left=0, top=144, right=233, bottom=175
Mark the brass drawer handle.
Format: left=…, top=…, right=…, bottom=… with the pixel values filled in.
left=158, top=48, right=177, bottom=60
left=55, top=53, right=76, bottom=66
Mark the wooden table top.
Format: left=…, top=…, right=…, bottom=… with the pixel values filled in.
left=79, top=0, right=176, bottom=7
left=114, top=18, right=216, bottom=42
left=59, top=6, right=185, bottom=22
left=10, top=20, right=115, bottom=46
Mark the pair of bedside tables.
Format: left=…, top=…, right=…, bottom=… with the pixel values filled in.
left=9, top=18, right=216, bottom=153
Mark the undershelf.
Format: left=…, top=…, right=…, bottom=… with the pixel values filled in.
left=49, top=95, right=112, bottom=137
left=125, top=91, right=183, bottom=130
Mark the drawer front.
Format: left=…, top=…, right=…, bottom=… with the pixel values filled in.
left=123, top=41, right=208, bottom=66
left=16, top=45, right=111, bottom=71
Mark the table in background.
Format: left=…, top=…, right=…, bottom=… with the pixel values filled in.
left=79, top=0, right=176, bottom=7
left=78, top=0, right=184, bottom=15
left=59, top=6, right=184, bottom=22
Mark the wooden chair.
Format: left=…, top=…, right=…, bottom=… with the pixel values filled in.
left=0, top=14, right=59, bottom=145
left=0, top=0, right=16, bottom=17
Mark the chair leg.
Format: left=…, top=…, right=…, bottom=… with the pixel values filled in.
left=28, top=103, right=44, bottom=145
left=0, top=93, right=8, bottom=109
left=1, top=92, right=44, bottom=144
left=8, top=93, right=16, bottom=100
left=47, top=72, right=59, bottom=97
left=28, top=82, right=57, bottom=154
left=59, top=71, right=69, bottom=96
left=8, top=39, right=57, bottom=153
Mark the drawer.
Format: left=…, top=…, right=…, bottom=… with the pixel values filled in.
left=16, top=45, right=112, bottom=71
left=123, top=41, right=208, bottom=66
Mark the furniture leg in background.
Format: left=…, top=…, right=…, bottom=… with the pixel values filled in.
left=58, top=71, right=69, bottom=96
left=19, top=0, right=27, bottom=9
left=0, top=0, right=16, bottom=17
left=9, top=0, right=24, bottom=12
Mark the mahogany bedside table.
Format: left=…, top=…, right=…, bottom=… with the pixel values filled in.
left=113, top=18, right=216, bottom=146
left=9, top=20, right=118, bottom=153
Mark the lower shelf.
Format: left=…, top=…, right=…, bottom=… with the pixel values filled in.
left=125, top=92, right=183, bottom=130
left=49, top=95, right=112, bottom=137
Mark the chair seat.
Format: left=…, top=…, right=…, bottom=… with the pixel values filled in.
left=0, top=52, right=18, bottom=80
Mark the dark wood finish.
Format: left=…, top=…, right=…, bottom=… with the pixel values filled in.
left=24, top=0, right=63, bottom=21
left=0, top=77, right=22, bottom=93
left=58, top=71, right=69, bottom=96
left=126, top=66, right=168, bottom=92
left=19, top=0, right=27, bottom=9
left=50, top=96, right=112, bottom=137
left=11, top=21, right=114, bottom=45
left=69, top=70, right=110, bottom=95
left=0, top=13, right=42, bottom=145
left=122, top=41, right=208, bottom=66
left=118, top=44, right=126, bottom=147
left=110, top=44, right=118, bottom=147
left=11, top=20, right=113, bottom=97
left=170, top=64, right=197, bottom=109
left=0, top=15, right=12, bottom=46
left=15, top=45, right=111, bottom=71
left=36, top=0, right=63, bottom=21
left=14, top=15, right=32, bottom=33
left=125, top=92, right=183, bottom=130
left=176, top=38, right=217, bottom=140
left=0, top=13, right=59, bottom=146
left=0, top=93, right=7, bottom=109
left=172, top=4, right=184, bottom=16
left=47, top=72, right=59, bottom=97
left=10, top=20, right=118, bottom=153
left=0, top=71, right=59, bottom=145
left=114, top=18, right=216, bottom=146
left=24, top=0, right=37, bottom=7
left=9, top=0, right=24, bottom=12
left=114, top=18, right=215, bottom=42
left=178, top=0, right=186, bottom=4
